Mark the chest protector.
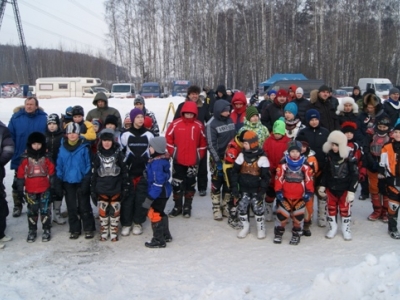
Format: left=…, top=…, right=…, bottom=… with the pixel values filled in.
left=284, top=166, right=305, bottom=183
left=97, top=152, right=121, bottom=177
left=329, top=157, right=349, bottom=179
left=240, top=160, right=260, bottom=176
left=370, top=134, right=389, bottom=157
left=26, top=157, right=48, bottom=178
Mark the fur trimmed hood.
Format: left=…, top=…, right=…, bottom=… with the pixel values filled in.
left=13, top=105, right=45, bottom=114
left=322, top=130, right=349, bottom=158
left=336, top=97, right=358, bottom=115
left=363, top=93, right=379, bottom=107
left=309, top=89, right=319, bottom=104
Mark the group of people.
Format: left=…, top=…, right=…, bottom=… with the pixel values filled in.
left=1, top=83, right=400, bottom=250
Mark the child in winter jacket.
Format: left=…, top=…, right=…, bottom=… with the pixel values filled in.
left=336, top=97, right=362, bottom=143
left=45, top=113, right=66, bottom=225
left=238, top=106, right=270, bottom=146
left=91, top=129, right=129, bottom=242
left=274, top=141, right=314, bottom=245
left=142, top=137, right=173, bottom=248
left=17, top=132, right=55, bottom=242
left=379, top=120, right=400, bottom=239
left=56, top=123, right=95, bottom=239
left=230, top=91, right=247, bottom=132
left=320, top=131, right=359, bottom=241
left=71, top=105, right=96, bottom=142
left=262, top=119, right=291, bottom=221
left=230, top=131, right=270, bottom=239
left=283, top=102, right=304, bottom=139
left=166, top=101, right=207, bottom=218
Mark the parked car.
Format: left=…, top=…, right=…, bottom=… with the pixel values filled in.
left=83, top=86, right=110, bottom=98
left=332, top=89, right=349, bottom=98
left=339, top=86, right=354, bottom=96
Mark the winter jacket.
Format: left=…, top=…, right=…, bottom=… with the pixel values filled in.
left=166, top=101, right=207, bottom=166
left=379, top=141, right=400, bottom=187
left=0, top=122, right=15, bottom=179
left=337, top=112, right=363, bottom=144
left=297, top=125, right=329, bottom=171
left=46, top=128, right=64, bottom=164
left=209, top=85, right=232, bottom=114
left=383, top=99, right=400, bottom=127
left=257, top=99, right=273, bottom=114
left=238, top=119, right=270, bottom=146
left=285, top=119, right=304, bottom=139
left=363, top=130, right=390, bottom=172
left=91, top=142, right=128, bottom=196
left=308, top=93, right=339, bottom=132
left=146, top=154, right=172, bottom=200
left=287, top=84, right=298, bottom=102
left=86, top=94, right=122, bottom=128
left=56, top=138, right=91, bottom=184
left=230, top=92, right=247, bottom=132
left=206, top=100, right=236, bottom=162
left=358, top=103, right=385, bottom=141
left=75, top=120, right=96, bottom=141
left=263, top=134, right=291, bottom=171
left=120, top=126, right=154, bottom=177
left=143, top=107, right=160, bottom=136
left=328, top=96, right=339, bottom=111
left=174, top=98, right=211, bottom=124
left=291, top=97, right=309, bottom=124
left=8, top=107, right=47, bottom=170
left=261, top=98, right=288, bottom=132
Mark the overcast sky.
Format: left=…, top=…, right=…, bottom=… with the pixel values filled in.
left=1, top=0, right=109, bottom=55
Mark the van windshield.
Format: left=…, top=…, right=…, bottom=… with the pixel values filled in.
left=142, top=86, right=159, bottom=93
left=375, top=83, right=393, bottom=92
left=112, top=85, right=131, bottom=93
left=173, top=86, right=189, bottom=93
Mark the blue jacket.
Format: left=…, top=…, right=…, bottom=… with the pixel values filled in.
left=56, top=138, right=91, bottom=183
left=146, top=155, right=172, bottom=200
left=8, top=107, right=47, bottom=169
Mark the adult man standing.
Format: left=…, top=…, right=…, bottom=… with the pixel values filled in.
left=85, top=92, right=122, bottom=128
left=8, top=97, right=47, bottom=217
left=308, top=85, right=340, bottom=131
left=292, top=87, right=309, bottom=124
left=383, top=87, right=400, bottom=127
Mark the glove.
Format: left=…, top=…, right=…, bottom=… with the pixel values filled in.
left=91, top=192, right=98, bottom=206
left=142, top=197, right=153, bottom=209
left=346, top=191, right=355, bottom=203
left=303, top=192, right=313, bottom=203
left=216, top=161, right=223, bottom=171
left=276, top=191, right=283, bottom=202
left=318, top=186, right=326, bottom=198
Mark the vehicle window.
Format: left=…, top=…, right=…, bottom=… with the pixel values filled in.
left=39, top=84, right=53, bottom=90
left=112, top=85, right=131, bottom=93
left=59, top=84, right=68, bottom=89
left=84, top=88, right=92, bottom=93
left=87, top=79, right=94, bottom=83
left=375, top=84, right=393, bottom=92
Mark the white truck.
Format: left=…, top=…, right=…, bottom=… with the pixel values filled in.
left=110, top=83, right=136, bottom=98
left=357, top=78, right=393, bottom=101
left=35, top=77, right=102, bottom=99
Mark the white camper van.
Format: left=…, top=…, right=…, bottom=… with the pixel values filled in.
left=35, top=77, right=102, bottom=99
left=110, top=83, right=135, bottom=98
left=357, top=78, right=393, bottom=100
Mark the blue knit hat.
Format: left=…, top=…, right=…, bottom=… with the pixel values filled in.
left=284, top=102, right=298, bottom=116
left=268, top=89, right=277, bottom=96
left=306, top=109, right=320, bottom=123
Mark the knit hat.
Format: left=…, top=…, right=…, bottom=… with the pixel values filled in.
left=296, top=87, right=304, bottom=95
left=144, top=116, right=153, bottom=129
left=149, top=136, right=166, bottom=154
left=273, top=119, right=286, bottom=135
left=276, top=89, right=288, bottom=97
left=323, top=130, right=349, bottom=158
left=130, top=108, right=144, bottom=122
left=295, top=135, right=309, bottom=148
left=246, top=106, right=259, bottom=121
left=284, top=102, right=298, bottom=116
left=71, top=105, right=84, bottom=116
left=389, top=87, right=400, bottom=95
left=134, top=95, right=145, bottom=105
left=242, top=131, right=259, bottom=149
left=305, top=109, right=320, bottom=123
left=27, top=132, right=46, bottom=146
left=287, top=140, right=302, bottom=153
left=66, top=122, right=80, bottom=134
left=99, top=128, right=115, bottom=141
left=318, top=85, right=330, bottom=93
left=91, top=119, right=100, bottom=128
left=47, top=113, right=60, bottom=125
left=268, top=89, right=277, bottom=96
left=187, top=85, right=201, bottom=96
left=341, top=121, right=357, bottom=134
left=104, top=114, right=119, bottom=127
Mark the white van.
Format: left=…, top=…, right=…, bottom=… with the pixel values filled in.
left=357, top=78, right=393, bottom=100
left=36, top=77, right=102, bottom=99
left=110, top=83, right=135, bottom=98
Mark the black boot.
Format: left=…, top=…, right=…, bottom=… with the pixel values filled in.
left=161, top=215, right=173, bottom=242
left=273, top=226, right=285, bottom=244
left=145, top=221, right=166, bottom=248
left=388, top=214, right=400, bottom=239
left=169, top=193, right=183, bottom=217
left=303, top=221, right=312, bottom=237
left=183, top=191, right=194, bottom=218
left=289, top=227, right=302, bottom=245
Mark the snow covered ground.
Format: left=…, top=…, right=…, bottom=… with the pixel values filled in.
left=0, top=96, right=399, bottom=299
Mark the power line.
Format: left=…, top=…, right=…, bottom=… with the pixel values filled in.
left=68, top=0, right=104, bottom=22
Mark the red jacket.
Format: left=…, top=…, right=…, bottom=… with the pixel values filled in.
left=166, top=101, right=207, bottom=166
left=17, top=156, right=55, bottom=193
left=263, top=134, right=291, bottom=171
left=230, top=92, right=247, bottom=129
left=224, top=136, right=243, bottom=164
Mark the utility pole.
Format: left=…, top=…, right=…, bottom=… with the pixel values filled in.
left=0, top=0, right=34, bottom=85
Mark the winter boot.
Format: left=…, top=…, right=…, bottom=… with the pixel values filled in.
left=12, top=191, right=22, bottom=217
left=161, top=215, right=173, bottom=242
left=255, top=215, right=266, bottom=239
left=211, top=193, right=223, bottom=221
left=381, top=197, right=389, bottom=223
left=289, top=228, right=302, bottom=245
left=99, top=216, right=109, bottom=241
left=237, top=215, right=250, bottom=238
left=169, top=193, right=183, bottom=218
left=325, top=216, right=338, bottom=239
left=221, top=193, right=231, bottom=218
left=42, top=229, right=51, bottom=242
left=53, top=201, right=66, bottom=225
left=145, top=221, right=166, bottom=248
left=27, top=230, right=37, bottom=243
left=388, top=212, right=400, bottom=239
left=273, top=226, right=285, bottom=244
left=264, top=203, right=273, bottom=222
left=303, top=221, right=312, bottom=237
left=110, top=216, right=120, bottom=242
left=342, top=216, right=352, bottom=241
left=368, top=194, right=382, bottom=221
left=183, top=191, right=194, bottom=218
left=317, top=198, right=327, bottom=227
